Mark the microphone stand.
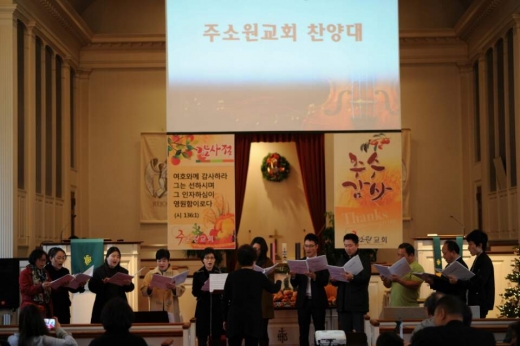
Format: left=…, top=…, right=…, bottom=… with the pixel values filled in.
left=449, top=215, right=466, bottom=237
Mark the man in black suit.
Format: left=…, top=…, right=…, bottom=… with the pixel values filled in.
left=331, top=233, right=371, bottom=333
left=290, top=233, right=330, bottom=346
left=424, top=240, right=468, bottom=302
left=410, top=295, right=496, bottom=346
left=449, top=229, right=495, bottom=318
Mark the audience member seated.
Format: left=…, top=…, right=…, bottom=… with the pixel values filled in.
left=376, top=332, right=404, bottom=346
left=504, top=320, right=520, bottom=346
left=8, top=305, right=77, bottom=346
left=410, top=295, right=496, bottom=346
left=410, top=292, right=443, bottom=338
left=89, top=297, right=147, bottom=346
left=462, top=304, right=472, bottom=326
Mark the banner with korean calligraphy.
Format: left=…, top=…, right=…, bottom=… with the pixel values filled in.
left=333, top=132, right=402, bottom=249
left=167, top=134, right=236, bottom=250
left=140, top=133, right=168, bottom=223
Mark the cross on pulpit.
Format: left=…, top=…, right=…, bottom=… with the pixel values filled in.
left=269, top=229, right=282, bottom=261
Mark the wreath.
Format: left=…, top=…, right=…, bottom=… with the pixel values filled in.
left=261, top=153, right=290, bottom=182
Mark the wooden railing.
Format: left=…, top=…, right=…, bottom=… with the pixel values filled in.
left=0, top=322, right=196, bottom=346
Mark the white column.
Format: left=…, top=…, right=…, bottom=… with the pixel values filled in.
left=21, top=24, right=36, bottom=251
left=478, top=55, right=490, bottom=232
left=0, top=4, right=17, bottom=258
left=457, top=63, right=473, bottom=229
left=76, top=69, right=91, bottom=237
left=512, top=15, right=520, bottom=242
left=61, top=58, right=71, bottom=240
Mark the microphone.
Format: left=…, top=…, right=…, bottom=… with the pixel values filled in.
left=449, top=215, right=465, bottom=236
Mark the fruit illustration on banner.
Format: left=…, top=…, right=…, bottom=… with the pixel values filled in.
left=180, top=193, right=235, bottom=248
left=168, top=134, right=198, bottom=166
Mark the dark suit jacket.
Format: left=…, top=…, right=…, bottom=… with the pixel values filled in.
left=331, top=251, right=371, bottom=313
left=459, top=252, right=495, bottom=312
left=410, top=320, right=496, bottom=346
left=290, top=263, right=330, bottom=309
left=89, top=264, right=135, bottom=323
left=430, top=257, right=468, bottom=302
left=222, top=268, right=281, bottom=339
left=192, top=266, right=223, bottom=338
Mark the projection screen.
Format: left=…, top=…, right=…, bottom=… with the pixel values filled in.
left=166, top=0, right=400, bottom=133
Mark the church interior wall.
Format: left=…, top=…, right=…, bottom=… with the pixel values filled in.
left=80, top=1, right=467, bottom=255
left=4, top=0, right=519, bottom=257
left=81, top=0, right=165, bottom=35
left=84, top=64, right=464, bottom=264
left=87, top=68, right=167, bottom=244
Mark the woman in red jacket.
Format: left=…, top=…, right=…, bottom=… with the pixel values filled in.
left=19, top=248, right=53, bottom=317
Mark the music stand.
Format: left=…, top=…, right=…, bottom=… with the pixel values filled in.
left=208, top=273, right=227, bottom=346
left=133, top=311, right=169, bottom=323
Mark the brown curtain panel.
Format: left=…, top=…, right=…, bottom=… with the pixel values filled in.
left=294, top=134, right=326, bottom=236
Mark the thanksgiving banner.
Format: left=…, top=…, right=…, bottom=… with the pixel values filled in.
left=167, top=134, right=236, bottom=250
left=333, top=132, right=402, bottom=249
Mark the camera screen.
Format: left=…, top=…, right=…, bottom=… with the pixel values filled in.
left=44, top=318, right=55, bottom=329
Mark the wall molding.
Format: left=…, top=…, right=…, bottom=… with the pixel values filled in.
left=455, top=0, right=506, bottom=40
left=14, top=0, right=93, bottom=67
left=14, top=0, right=515, bottom=69
left=400, top=29, right=468, bottom=65
left=80, top=34, right=166, bottom=69
left=34, top=0, right=92, bottom=45
left=80, top=31, right=471, bottom=70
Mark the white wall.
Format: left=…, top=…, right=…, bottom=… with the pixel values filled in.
left=82, top=1, right=465, bottom=250
left=88, top=69, right=167, bottom=242
left=82, top=0, right=165, bottom=34
left=85, top=65, right=465, bottom=252
left=401, top=64, right=464, bottom=238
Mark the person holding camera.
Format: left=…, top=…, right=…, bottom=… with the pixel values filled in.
left=8, top=305, right=77, bottom=346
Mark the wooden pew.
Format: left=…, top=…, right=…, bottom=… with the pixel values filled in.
left=369, top=318, right=514, bottom=346
left=0, top=321, right=196, bottom=346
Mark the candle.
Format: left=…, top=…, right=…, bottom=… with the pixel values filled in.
left=282, top=243, right=287, bottom=262
left=272, top=241, right=276, bottom=262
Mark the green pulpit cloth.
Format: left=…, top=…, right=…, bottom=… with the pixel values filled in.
left=433, top=236, right=442, bottom=271
left=71, top=239, right=104, bottom=274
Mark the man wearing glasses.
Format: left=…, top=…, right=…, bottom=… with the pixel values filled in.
left=290, top=233, right=330, bottom=346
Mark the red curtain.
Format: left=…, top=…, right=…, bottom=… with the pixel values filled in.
left=234, top=134, right=253, bottom=244
left=294, top=134, right=326, bottom=236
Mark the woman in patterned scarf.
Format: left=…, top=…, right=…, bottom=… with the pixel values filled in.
left=19, top=248, right=53, bottom=318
